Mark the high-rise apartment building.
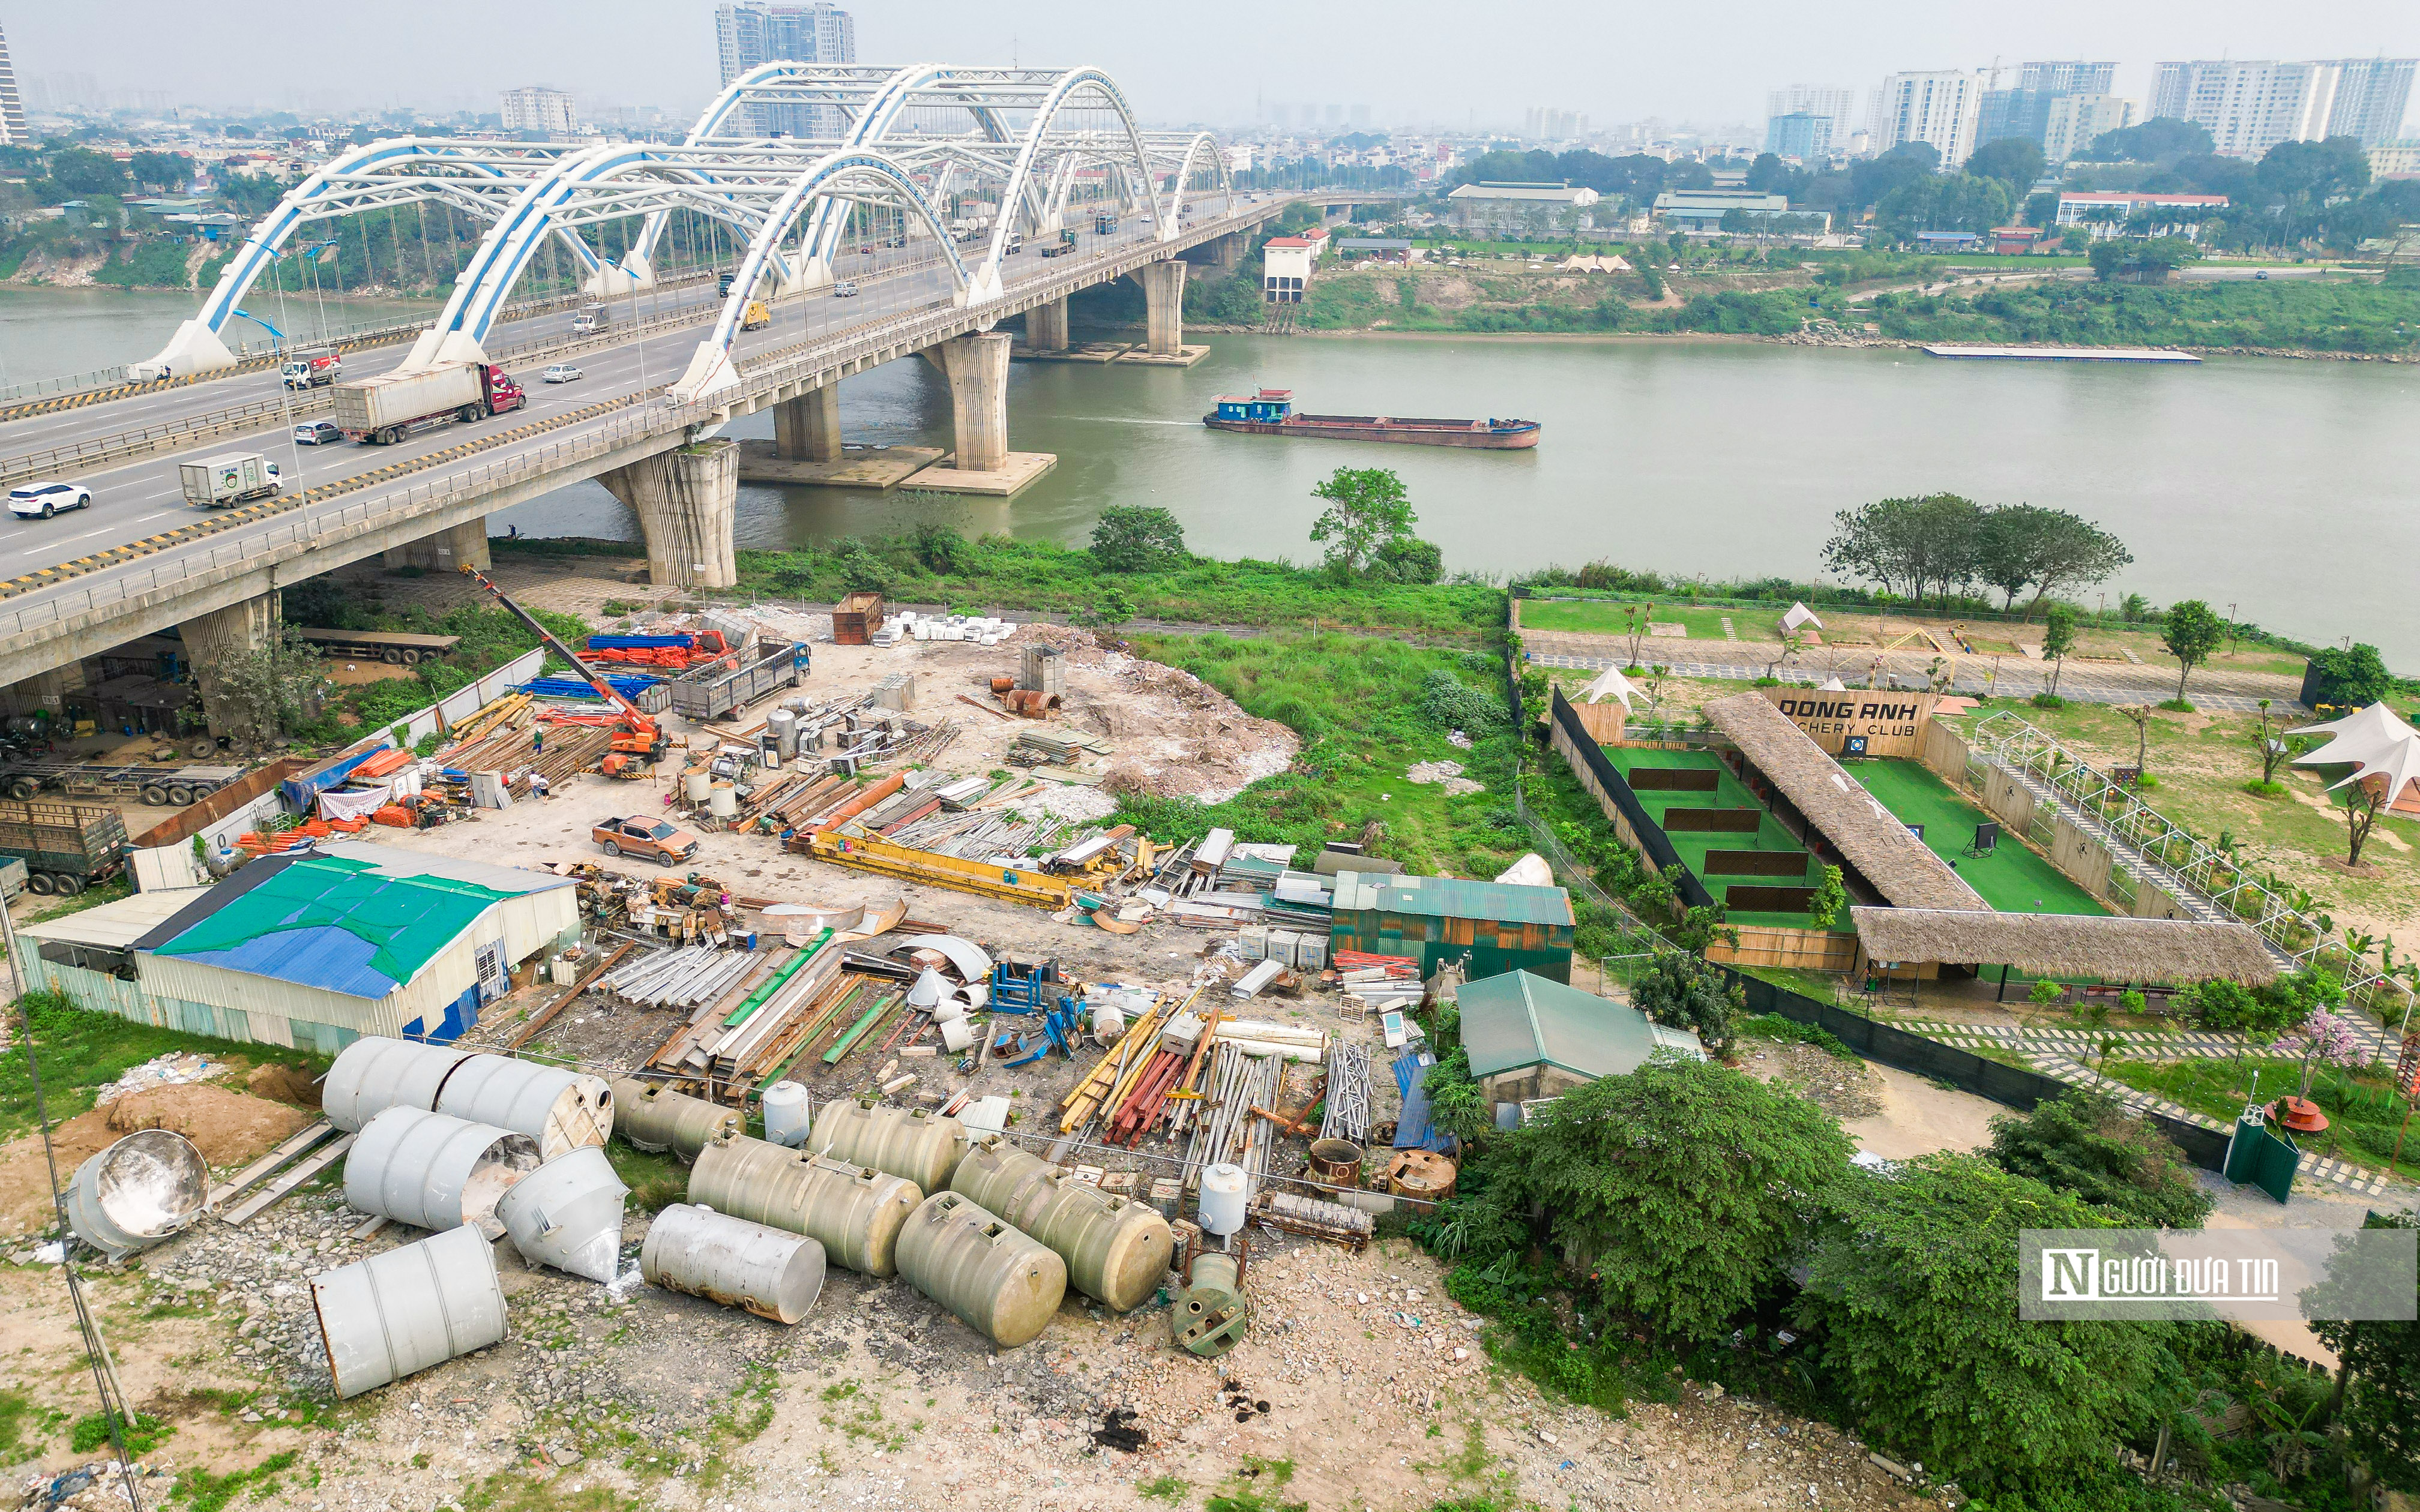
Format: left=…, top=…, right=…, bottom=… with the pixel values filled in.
left=714, top=2, right=856, bottom=137
left=1877, top=70, right=1982, bottom=166
left=1765, top=85, right=1857, bottom=134
left=0, top=23, right=27, bottom=148
left=2322, top=58, right=2416, bottom=148
left=1763, top=112, right=1834, bottom=160
left=2151, top=61, right=2341, bottom=158
left=2014, top=61, right=2118, bottom=95
left=1525, top=106, right=1587, bottom=139
left=2043, top=94, right=2135, bottom=161
left=501, top=86, right=577, bottom=137
left=1976, top=62, right=2121, bottom=152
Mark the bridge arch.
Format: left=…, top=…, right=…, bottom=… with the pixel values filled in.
left=969, top=68, right=1161, bottom=303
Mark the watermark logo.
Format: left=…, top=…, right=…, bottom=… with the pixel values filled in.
left=2020, top=1229, right=2414, bottom=1322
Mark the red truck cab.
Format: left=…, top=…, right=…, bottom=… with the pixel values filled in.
left=481, top=364, right=526, bottom=417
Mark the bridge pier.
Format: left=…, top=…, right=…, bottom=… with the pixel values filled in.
left=1024, top=298, right=1070, bottom=352
left=910, top=334, right=1053, bottom=497
left=1139, top=262, right=1187, bottom=355
left=382, top=519, right=490, bottom=575
left=182, top=592, right=279, bottom=740
left=601, top=440, right=739, bottom=590
left=1211, top=233, right=1246, bottom=271
left=774, top=386, right=844, bottom=464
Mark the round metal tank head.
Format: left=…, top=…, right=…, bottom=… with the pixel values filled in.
left=642, top=1203, right=827, bottom=1324
left=312, top=1225, right=507, bottom=1398
left=1175, top=1249, right=1248, bottom=1358
left=906, top=968, right=947, bottom=1009
left=809, top=1097, right=968, bottom=1192
left=497, top=1146, right=629, bottom=1283
left=687, top=1132, right=920, bottom=1276
left=437, top=1054, right=613, bottom=1159
left=346, top=1107, right=541, bottom=1237
left=611, top=1077, right=741, bottom=1162
left=321, top=1037, right=477, bottom=1133
left=65, top=1130, right=208, bottom=1261
left=894, top=1190, right=1067, bottom=1350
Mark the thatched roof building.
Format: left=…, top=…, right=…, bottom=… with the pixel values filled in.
left=1849, top=907, right=2280, bottom=985
left=1701, top=692, right=1987, bottom=913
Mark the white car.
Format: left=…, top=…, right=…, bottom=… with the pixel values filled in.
left=831, top=280, right=859, bottom=298
left=8, top=481, right=92, bottom=519
left=543, top=364, right=583, bottom=384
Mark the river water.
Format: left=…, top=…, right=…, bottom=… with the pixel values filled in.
left=5, top=284, right=2414, bottom=662
left=0, top=285, right=437, bottom=388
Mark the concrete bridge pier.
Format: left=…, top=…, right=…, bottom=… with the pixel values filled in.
left=773, top=386, right=843, bottom=464
left=4, top=665, right=83, bottom=723
left=1024, top=297, right=1070, bottom=352
left=1119, top=262, right=1203, bottom=367
left=909, top=333, right=1054, bottom=497
left=600, top=440, right=739, bottom=589
left=182, top=592, right=279, bottom=740
left=1210, top=233, right=1246, bottom=271
left=382, top=519, right=491, bottom=574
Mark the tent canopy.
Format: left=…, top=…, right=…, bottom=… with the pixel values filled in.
left=2291, top=703, right=2420, bottom=803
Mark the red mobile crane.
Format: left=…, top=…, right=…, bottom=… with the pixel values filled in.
left=460, top=566, right=667, bottom=765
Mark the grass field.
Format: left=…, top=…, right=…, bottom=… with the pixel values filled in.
left=1606, top=747, right=1844, bottom=929
left=1848, top=758, right=2109, bottom=916
left=1520, top=600, right=1760, bottom=644
left=2102, top=1054, right=2416, bottom=1179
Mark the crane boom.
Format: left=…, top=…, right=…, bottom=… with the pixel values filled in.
left=460, top=565, right=663, bottom=754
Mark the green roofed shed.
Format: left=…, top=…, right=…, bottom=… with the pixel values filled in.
left=1457, top=970, right=1704, bottom=1102
left=1330, top=871, right=1576, bottom=983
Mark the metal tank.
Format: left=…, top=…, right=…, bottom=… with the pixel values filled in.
left=612, top=1077, right=740, bottom=1162
left=321, top=1037, right=478, bottom=1132
left=65, top=1130, right=209, bottom=1260
left=495, top=1146, right=628, bottom=1283
left=767, top=707, right=798, bottom=761
left=687, top=1132, right=920, bottom=1276
left=436, top=1055, right=613, bottom=1159
left=893, top=1190, right=1067, bottom=1349
left=948, top=1136, right=1173, bottom=1313
left=344, top=1107, right=541, bottom=1237
left=311, top=1225, right=508, bottom=1399
left=642, top=1203, right=826, bottom=1324
left=760, top=1081, right=810, bottom=1148
left=1173, top=1249, right=1248, bottom=1357
left=809, top=1098, right=967, bottom=1192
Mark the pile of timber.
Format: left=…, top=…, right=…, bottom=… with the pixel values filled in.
left=436, top=710, right=615, bottom=801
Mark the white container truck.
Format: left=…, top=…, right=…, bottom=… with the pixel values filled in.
left=179, top=452, right=282, bottom=509
left=331, top=362, right=526, bottom=445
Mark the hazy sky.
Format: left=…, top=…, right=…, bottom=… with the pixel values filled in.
left=8, top=0, right=2419, bottom=131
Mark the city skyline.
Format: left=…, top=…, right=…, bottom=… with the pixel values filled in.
left=0, top=0, right=2414, bottom=137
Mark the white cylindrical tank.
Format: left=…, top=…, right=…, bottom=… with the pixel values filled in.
left=761, top=1082, right=811, bottom=1148
left=684, top=770, right=712, bottom=803
left=642, top=1203, right=827, bottom=1324
left=939, top=1017, right=976, bottom=1053
left=495, top=1145, right=629, bottom=1283
left=65, top=1130, right=209, bottom=1261
left=768, top=708, right=798, bottom=760
left=321, top=1037, right=478, bottom=1132
left=708, top=781, right=738, bottom=818
left=312, top=1225, right=507, bottom=1399
left=435, top=1055, right=612, bottom=1159
left=1197, top=1163, right=1248, bottom=1237
left=344, top=1107, right=540, bottom=1237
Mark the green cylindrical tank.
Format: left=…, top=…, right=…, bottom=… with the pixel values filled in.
left=950, top=1135, right=1173, bottom=1312
left=612, top=1078, right=742, bottom=1162
left=810, top=1099, right=968, bottom=1192
left=894, top=1190, right=1066, bottom=1349
left=687, top=1132, right=920, bottom=1277
left=1174, top=1249, right=1248, bottom=1357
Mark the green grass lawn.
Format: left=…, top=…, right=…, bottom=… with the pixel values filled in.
left=1520, top=599, right=1771, bottom=645
left=2101, top=1054, right=2417, bottom=1178
left=1847, top=758, right=2109, bottom=916
left=0, top=992, right=331, bottom=1144
left=1604, top=746, right=1841, bottom=929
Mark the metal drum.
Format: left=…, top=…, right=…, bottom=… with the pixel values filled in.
left=65, top=1130, right=208, bottom=1260
left=612, top=1078, right=740, bottom=1162
left=344, top=1107, right=540, bottom=1237
left=436, top=1055, right=613, bottom=1159
left=894, top=1191, right=1066, bottom=1349
left=321, top=1037, right=477, bottom=1133
left=688, top=1132, right=919, bottom=1276
left=312, top=1225, right=507, bottom=1399
left=642, top=1203, right=826, bottom=1324
left=809, top=1099, right=966, bottom=1192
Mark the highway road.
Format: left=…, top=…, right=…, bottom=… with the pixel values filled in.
left=0, top=197, right=1240, bottom=602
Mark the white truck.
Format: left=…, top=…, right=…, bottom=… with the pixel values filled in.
left=180, top=452, right=282, bottom=509
left=331, top=361, right=526, bottom=445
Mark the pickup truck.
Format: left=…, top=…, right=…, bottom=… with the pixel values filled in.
left=595, top=816, right=700, bottom=865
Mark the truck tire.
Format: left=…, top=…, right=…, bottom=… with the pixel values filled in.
left=166, top=785, right=196, bottom=806
left=54, top=875, right=82, bottom=896
left=187, top=737, right=215, bottom=758
left=140, top=784, right=169, bottom=805
left=8, top=778, right=38, bottom=800
left=382, top=649, right=403, bottom=664
left=402, top=650, right=424, bottom=665
left=601, top=841, right=622, bottom=857
left=25, top=874, right=53, bottom=895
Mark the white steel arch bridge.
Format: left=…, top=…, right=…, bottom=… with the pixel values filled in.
left=136, top=63, right=1232, bottom=403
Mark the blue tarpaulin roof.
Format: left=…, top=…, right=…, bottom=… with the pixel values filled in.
left=521, top=674, right=658, bottom=699
left=1391, top=1045, right=1455, bottom=1153
left=280, top=743, right=390, bottom=812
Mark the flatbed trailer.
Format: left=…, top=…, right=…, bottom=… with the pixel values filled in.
left=0, top=760, right=245, bottom=806
left=295, top=627, right=462, bottom=665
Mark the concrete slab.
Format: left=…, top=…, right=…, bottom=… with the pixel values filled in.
left=733, top=440, right=943, bottom=491
left=1113, top=344, right=1212, bottom=368
left=1009, top=341, right=1132, bottom=364
left=912, top=451, right=1058, bottom=497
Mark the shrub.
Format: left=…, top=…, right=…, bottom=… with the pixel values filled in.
left=1089, top=505, right=1188, bottom=572
left=1984, top=1091, right=2213, bottom=1228
left=1416, top=668, right=1502, bottom=731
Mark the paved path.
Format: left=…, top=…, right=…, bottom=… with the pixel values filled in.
left=1526, top=649, right=2301, bottom=714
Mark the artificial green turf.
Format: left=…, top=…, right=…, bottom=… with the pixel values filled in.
left=1844, top=760, right=2108, bottom=917
left=1604, top=747, right=1847, bottom=930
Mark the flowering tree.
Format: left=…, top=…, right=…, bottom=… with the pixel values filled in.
left=2269, top=1012, right=2367, bottom=1101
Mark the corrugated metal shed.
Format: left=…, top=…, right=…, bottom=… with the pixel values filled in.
left=20, top=888, right=209, bottom=949
left=1458, top=970, right=1700, bottom=1082
left=1330, top=870, right=1576, bottom=984
left=1330, top=872, right=1574, bottom=926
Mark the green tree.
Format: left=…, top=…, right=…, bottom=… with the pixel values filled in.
left=2089, top=118, right=2215, bottom=162
left=2185, top=976, right=2301, bottom=1069
left=1308, top=466, right=1416, bottom=578
left=2304, top=643, right=2395, bottom=707
left=2088, top=235, right=2201, bottom=283
left=1071, top=586, right=1133, bottom=634
left=127, top=151, right=194, bottom=194
left=1371, top=534, right=1443, bottom=584
left=2311, top=1212, right=2420, bottom=1492
left=1984, top=1091, right=2213, bottom=1228
left=1088, top=505, right=1188, bottom=573
left=2160, top=599, right=2227, bottom=703
left=2040, top=603, right=2077, bottom=697
left=46, top=146, right=128, bottom=196
left=1805, top=865, right=1846, bottom=931
left=1876, top=173, right=2014, bottom=243
left=1820, top=493, right=1985, bottom=607
left=1493, top=1058, right=1852, bottom=1341
left=1795, top=1153, right=2180, bottom=1492
left=1966, top=137, right=2047, bottom=202
left=1972, top=505, right=2133, bottom=614
left=211, top=624, right=333, bottom=742
left=1630, top=952, right=1742, bottom=1056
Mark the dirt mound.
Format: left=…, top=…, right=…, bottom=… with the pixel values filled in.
left=0, top=1085, right=310, bottom=1239
left=246, top=1063, right=324, bottom=1110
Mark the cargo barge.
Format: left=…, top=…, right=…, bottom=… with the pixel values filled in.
left=1203, top=389, right=1540, bottom=449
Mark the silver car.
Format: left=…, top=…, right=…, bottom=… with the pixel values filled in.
left=543, top=364, right=583, bottom=383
